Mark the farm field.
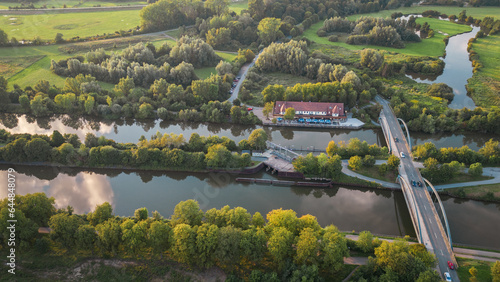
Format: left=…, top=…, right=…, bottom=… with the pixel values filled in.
left=304, top=17, right=471, bottom=57
left=346, top=6, right=500, bottom=20
left=0, top=0, right=146, bottom=9
left=1, top=10, right=141, bottom=41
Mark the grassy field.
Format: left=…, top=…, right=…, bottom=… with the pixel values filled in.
left=194, top=52, right=237, bottom=79
left=353, top=165, right=397, bottom=183
left=0, top=55, right=43, bottom=79
left=346, top=6, right=500, bottom=20
left=446, top=182, right=500, bottom=201
left=0, top=0, right=146, bottom=9
left=2, top=10, right=141, bottom=41
left=456, top=257, right=495, bottom=282
left=467, top=34, right=500, bottom=107
left=304, top=18, right=470, bottom=57
left=228, top=0, right=248, bottom=15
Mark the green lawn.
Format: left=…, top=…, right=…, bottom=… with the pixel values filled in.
left=352, top=165, right=397, bottom=183
left=0, top=0, right=146, bottom=9
left=346, top=6, right=500, bottom=20
left=2, top=10, right=141, bottom=41
left=456, top=257, right=495, bottom=282
left=446, top=182, right=500, bottom=201
left=304, top=18, right=471, bottom=57
left=228, top=0, right=248, bottom=15
left=194, top=66, right=217, bottom=79
left=0, top=55, right=44, bottom=79
left=467, top=34, right=500, bottom=107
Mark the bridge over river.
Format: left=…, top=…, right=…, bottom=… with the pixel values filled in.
left=376, top=96, right=459, bottom=281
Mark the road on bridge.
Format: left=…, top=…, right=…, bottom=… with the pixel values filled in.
left=376, top=96, right=459, bottom=281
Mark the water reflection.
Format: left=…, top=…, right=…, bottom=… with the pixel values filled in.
left=2, top=165, right=500, bottom=249
left=0, top=114, right=496, bottom=151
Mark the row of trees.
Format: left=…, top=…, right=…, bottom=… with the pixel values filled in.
left=1, top=194, right=445, bottom=280
left=413, top=140, right=500, bottom=165
left=390, top=92, right=500, bottom=134
left=421, top=157, right=483, bottom=183
left=318, top=16, right=421, bottom=48
left=0, top=129, right=269, bottom=170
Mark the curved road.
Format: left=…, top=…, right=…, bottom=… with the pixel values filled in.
left=227, top=51, right=262, bottom=102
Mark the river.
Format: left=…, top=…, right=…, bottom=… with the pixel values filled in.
left=0, top=114, right=495, bottom=151
left=1, top=165, right=499, bottom=250
left=405, top=17, right=479, bottom=109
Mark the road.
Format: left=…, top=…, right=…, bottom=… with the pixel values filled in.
left=376, top=96, right=460, bottom=281
left=227, top=51, right=262, bottom=102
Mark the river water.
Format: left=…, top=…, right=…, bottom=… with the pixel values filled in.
left=405, top=19, right=479, bottom=109
left=1, top=165, right=499, bottom=250
left=0, top=115, right=495, bottom=151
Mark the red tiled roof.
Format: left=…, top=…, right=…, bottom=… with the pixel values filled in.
left=273, top=101, right=345, bottom=116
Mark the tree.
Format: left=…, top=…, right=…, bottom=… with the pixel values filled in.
left=469, top=266, right=478, bottom=278
left=492, top=261, right=500, bottom=282
left=137, top=102, right=154, bottom=119
left=263, top=102, right=274, bottom=119
left=114, top=76, right=135, bottom=96
left=247, top=128, right=268, bottom=150
left=206, top=144, right=232, bottom=168
left=258, top=18, right=282, bottom=45
left=284, top=107, right=295, bottom=121
left=121, top=220, right=148, bottom=255
left=469, top=162, right=483, bottom=177
left=16, top=193, right=56, bottom=227
left=216, top=60, right=233, bottom=76
left=96, top=219, right=122, bottom=256
left=321, top=225, right=348, bottom=273
left=363, top=155, right=376, bottom=167
left=148, top=221, right=171, bottom=258
left=51, top=130, right=65, bottom=147
left=204, top=0, right=229, bottom=15
left=0, top=28, right=8, bottom=45
left=196, top=223, right=219, bottom=268
left=215, top=225, right=242, bottom=267
left=171, top=199, right=204, bottom=226
left=87, top=202, right=113, bottom=226
left=341, top=71, right=361, bottom=90
left=171, top=223, right=196, bottom=265
left=357, top=231, right=374, bottom=252
left=134, top=207, right=148, bottom=221
left=416, top=270, right=441, bottom=282
left=49, top=213, right=83, bottom=248
left=252, top=212, right=265, bottom=228
left=295, top=227, right=319, bottom=265
left=325, top=155, right=342, bottom=179
left=387, top=155, right=400, bottom=170
left=348, top=155, right=363, bottom=171
left=266, top=208, right=298, bottom=235
left=240, top=227, right=266, bottom=263
left=76, top=224, right=97, bottom=253
left=55, top=33, right=64, bottom=44
left=360, top=49, right=384, bottom=71
left=24, top=138, right=52, bottom=162
left=268, top=227, right=294, bottom=270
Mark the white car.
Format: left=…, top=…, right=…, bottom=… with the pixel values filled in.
left=400, top=152, right=405, bottom=158
left=444, top=272, right=452, bottom=281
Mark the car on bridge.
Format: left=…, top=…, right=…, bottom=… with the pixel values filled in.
left=444, top=272, right=452, bottom=281
left=400, top=152, right=405, bottom=158
left=394, top=137, right=399, bottom=142
left=412, top=180, right=417, bottom=187
left=417, top=181, right=422, bottom=187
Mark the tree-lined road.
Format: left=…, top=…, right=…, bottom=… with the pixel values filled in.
left=377, top=96, right=459, bottom=281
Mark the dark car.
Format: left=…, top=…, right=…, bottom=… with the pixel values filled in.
left=412, top=180, right=416, bottom=187
left=394, top=137, right=399, bottom=142
left=417, top=181, right=422, bottom=187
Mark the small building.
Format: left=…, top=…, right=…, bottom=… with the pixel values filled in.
left=273, top=101, right=347, bottom=121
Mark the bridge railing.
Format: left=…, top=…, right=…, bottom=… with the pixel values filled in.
left=266, top=141, right=303, bottom=162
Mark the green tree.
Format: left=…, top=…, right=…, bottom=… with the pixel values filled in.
left=215, top=225, right=242, bottom=267
left=295, top=227, right=319, bottom=265
left=196, top=223, right=219, bottom=268
left=204, top=0, right=229, bottom=15
left=247, top=128, right=268, bottom=150
left=240, top=228, right=266, bottom=263
left=251, top=212, right=265, bottom=228
left=492, top=261, right=500, bottom=282
left=137, top=102, right=154, bottom=119
left=114, top=76, right=135, bottom=96
left=360, top=49, right=384, bottom=71
left=55, top=33, right=64, bottom=44
left=49, top=213, right=83, bottom=248
left=171, top=223, right=196, bottom=265
left=363, top=155, right=376, bottom=167
left=348, top=155, right=363, bottom=171
left=121, top=219, right=148, bottom=256
left=84, top=96, right=95, bottom=115
left=268, top=227, right=294, bottom=270
left=19, top=95, right=30, bottom=110
left=387, top=155, right=400, bottom=170
left=87, top=202, right=113, bottom=226
left=409, top=243, right=437, bottom=267
left=470, top=266, right=478, bottom=277
left=266, top=208, right=298, bottom=234
left=320, top=225, right=348, bottom=273
left=171, top=199, right=204, bottom=227
left=357, top=231, right=374, bottom=252
left=416, top=270, right=441, bottom=282
left=16, top=193, right=56, bottom=227
left=206, top=143, right=232, bottom=168
left=148, top=221, right=171, bottom=258
left=258, top=18, right=282, bottom=45
left=134, top=207, right=148, bottom=221
left=263, top=102, right=274, bottom=119
left=0, top=28, right=8, bottom=45
left=469, top=162, right=483, bottom=177
left=76, top=224, right=97, bottom=253
left=51, top=130, right=65, bottom=147
left=24, top=138, right=52, bottom=162
left=284, top=107, right=295, bottom=121
left=96, top=219, right=122, bottom=256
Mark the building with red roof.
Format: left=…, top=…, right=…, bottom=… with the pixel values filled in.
left=273, top=101, right=346, bottom=121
